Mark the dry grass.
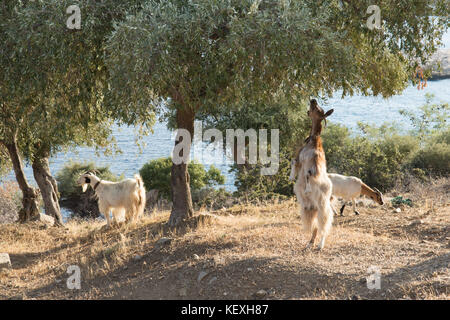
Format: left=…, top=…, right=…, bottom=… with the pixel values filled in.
left=0, top=178, right=448, bottom=300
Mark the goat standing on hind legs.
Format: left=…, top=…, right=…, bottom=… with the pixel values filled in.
left=289, top=99, right=334, bottom=250
left=77, top=171, right=146, bottom=228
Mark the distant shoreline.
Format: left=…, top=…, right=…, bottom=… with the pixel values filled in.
left=426, top=48, right=450, bottom=81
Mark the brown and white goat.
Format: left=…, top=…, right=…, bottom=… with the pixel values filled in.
left=289, top=99, right=334, bottom=250
left=328, top=173, right=384, bottom=216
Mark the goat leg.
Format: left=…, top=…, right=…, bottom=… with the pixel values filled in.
left=339, top=204, right=345, bottom=216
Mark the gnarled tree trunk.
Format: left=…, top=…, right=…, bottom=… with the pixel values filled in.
left=32, top=153, right=63, bottom=226
left=168, top=107, right=195, bottom=227
left=2, top=138, right=40, bottom=223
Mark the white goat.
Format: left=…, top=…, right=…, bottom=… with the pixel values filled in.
left=328, top=173, right=384, bottom=216
left=77, top=171, right=146, bottom=227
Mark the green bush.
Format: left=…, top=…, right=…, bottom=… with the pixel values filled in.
left=139, top=157, right=225, bottom=200
left=192, top=187, right=232, bottom=209
left=56, top=161, right=121, bottom=199
left=232, top=150, right=294, bottom=200
left=410, top=142, right=450, bottom=176
left=322, top=123, right=421, bottom=191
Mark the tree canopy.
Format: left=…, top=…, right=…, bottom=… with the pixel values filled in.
left=105, top=0, right=448, bottom=224
left=0, top=0, right=151, bottom=222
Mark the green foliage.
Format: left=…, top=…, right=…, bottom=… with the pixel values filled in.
left=322, top=124, right=420, bottom=191
left=399, top=94, right=449, bottom=144
left=391, top=196, right=413, bottom=208
left=192, top=187, right=232, bottom=209
left=322, top=96, right=449, bottom=191
left=0, top=0, right=152, bottom=190
left=232, top=150, right=294, bottom=201
left=106, top=0, right=448, bottom=121
left=56, top=162, right=122, bottom=200
left=139, top=157, right=225, bottom=199
left=410, top=141, right=450, bottom=176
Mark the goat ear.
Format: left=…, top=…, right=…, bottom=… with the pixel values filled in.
left=324, top=109, right=334, bottom=117
left=81, top=184, right=88, bottom=193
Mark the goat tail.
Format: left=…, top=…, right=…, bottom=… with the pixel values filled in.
left=134, top=174, right=146, bottom=218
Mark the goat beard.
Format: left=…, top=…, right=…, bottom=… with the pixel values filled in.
left=81, top=184, right=88, bottom=192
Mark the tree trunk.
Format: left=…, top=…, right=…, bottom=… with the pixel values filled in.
left=168, top=107, right=195, bottom=227
left=32, top=155, right=63, bottom=226
left=2, top=138, right=40, bottom=223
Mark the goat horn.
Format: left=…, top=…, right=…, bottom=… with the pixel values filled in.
left=86, top=169, right=100, bottom=176
left=373, top=187, right=381, bottom=194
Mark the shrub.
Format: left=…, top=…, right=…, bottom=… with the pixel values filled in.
left=191, top=187, right=232, bottom=209
left=56, top=162, right=122, bottom=218
left=56, top=161, right=121, bottom=199
left=322, top=123, right=421, bottom=191
left=232, top=150, right=294, bottom=201
left=410, top=142, right=450, bottom=176
left=139, top=157, right=225, bottom=200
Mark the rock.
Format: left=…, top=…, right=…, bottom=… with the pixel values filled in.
left=193, top=254, right=200, bottom=261
left=33, top=213, right=55, bottom=227
left=179, top=288, right=187, bottom=297
left=156, top=237, right=172, bottom=246
left=352, top=295, right=360, bottom=300
left=255, top=289, right=268, bottom=298
left=410, top=220, right=424, bottom=226
left=394, top=208, right=402, bottom=213
left=247, top=267, right=253, bottom=272
left=208, top=276, right=218, bottom=285
left=0, top=253, right=12, bottom=269
left=197, top=271, right=209, bottom=283
left=133, top=254, right=142, bottom=261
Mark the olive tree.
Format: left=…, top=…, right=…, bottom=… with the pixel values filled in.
left=0, top=0, right=148, bottom=223
left=105, top=0, right=448, bottom=226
